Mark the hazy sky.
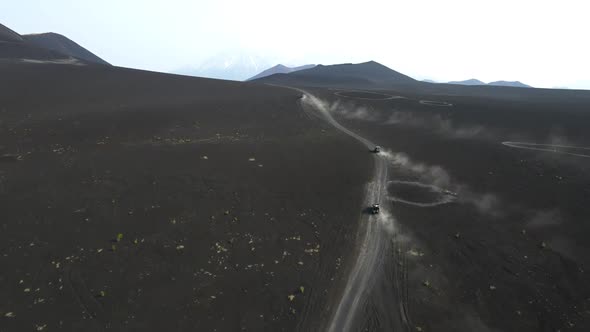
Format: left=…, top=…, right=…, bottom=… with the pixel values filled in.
left=2, top=0, right=589, bottom=89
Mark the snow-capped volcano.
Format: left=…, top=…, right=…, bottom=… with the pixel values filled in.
left=172, top=53, right=276, bottom=81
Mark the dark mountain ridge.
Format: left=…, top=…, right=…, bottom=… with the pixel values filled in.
left=23, top=33, right=109, bottom=65
left=255, top=61, right=417, bottom=88
left=0, top=23, right=109, bottom=65
left=247, top=64, right=316, bottom=81
left=488, top=80, right=530, bottom=88
left=448, top=78, right=486, bottom=85
left=0, top=23, right=23, bottom=42
left=449, top=79, right=531, bottom=88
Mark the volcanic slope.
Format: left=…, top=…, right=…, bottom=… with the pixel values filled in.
left=247, top=64, right=316, bottom=81
left=487, top=80, right=531, bottom=88
left=305, top=86, right=590, bottom=331
left=0, top=23, right=24, bottom=42
left=0, top=24, right=68, bottom=61
left=448, top=79, right=531, bottom=88
left=23, top=33, right=110, bottom=65
left=448, top=79, right=486, bottom=86
left=0, top=23, right=107, bottom=65
left=0, top=62, right=372, bottom=331
left=256, top=60, right=417, bottom=88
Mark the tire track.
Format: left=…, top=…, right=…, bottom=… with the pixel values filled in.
left=502, top=141, right=590, bottom=158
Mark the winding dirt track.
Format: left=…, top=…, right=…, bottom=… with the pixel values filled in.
left=291, top=88, right=408, bottom=331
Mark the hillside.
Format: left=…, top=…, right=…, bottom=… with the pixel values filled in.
left=448, top=78, right=486, bottom=85
left=0, top=23, right=24, bottom=42
left=0, top=39, right=74, bottom=62
left=23, top=33, right=109, bottom=65
left=488, top=80, right=531, bottom=88
left=247, top=64, right=315, bottom=81
left=0, top=23, right=109, bottom=65
left=254, top=60, right=417, bottom=88
left=448, top=78, right=531, bottom=88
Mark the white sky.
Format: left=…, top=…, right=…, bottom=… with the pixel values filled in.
left=2, top=0, right=589, bottom=89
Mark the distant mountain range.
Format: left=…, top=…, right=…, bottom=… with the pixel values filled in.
left=440, top=78, right=531, bottom=88
left=448, top=79, right=486, bottom=85
left=252, top=60, right=585, bottom=103
left=0, top=22, right=109, bottom=65
left=487, top=80, right=531, bottom=88
left=247, top=64, right=316, bottom=81
left=254, top=61, right=417, bottom=88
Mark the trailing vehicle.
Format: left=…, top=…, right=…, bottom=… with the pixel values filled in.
left=370, top=204, right=380, bottom=214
